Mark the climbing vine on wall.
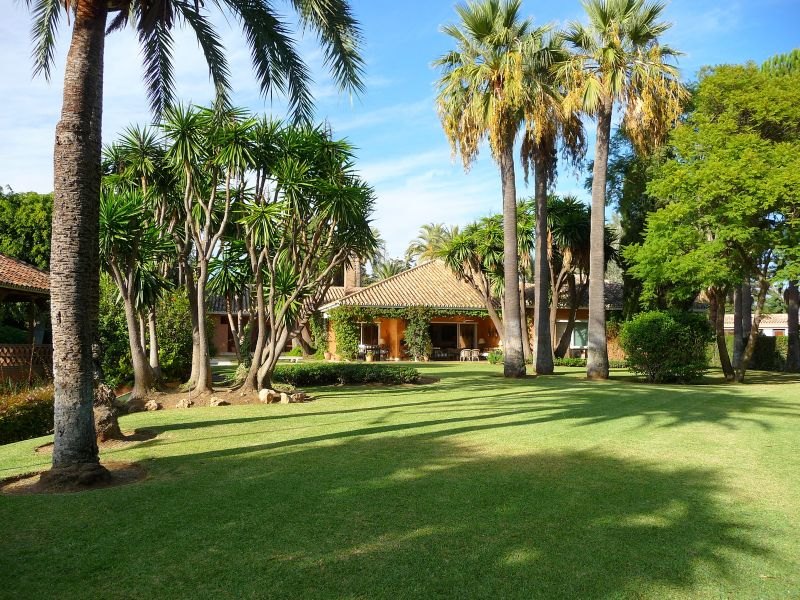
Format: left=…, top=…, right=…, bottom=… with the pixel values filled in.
left=327, top=305, right=489, bottom=360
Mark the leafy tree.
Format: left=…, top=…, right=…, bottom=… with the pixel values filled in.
left=208, top=240, right=252, bottom=363
left=99, top=189, right=171, bottom=400
left=435, top=0, right=552, bottom=377
left=561, top=0, right=687, bottom=379
left=0, top=188, right=53, bottom=270
left=626, top=63, right=800, bottom=382
left=24, top=0, right=365, bottom=478
left=239, top=121, right=377, bottom=390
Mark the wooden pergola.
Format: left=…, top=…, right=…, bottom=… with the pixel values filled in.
left=0, top=253, right=51, bottom=381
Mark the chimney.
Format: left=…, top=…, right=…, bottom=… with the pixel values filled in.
left=344, top=255, right=362, bottom=290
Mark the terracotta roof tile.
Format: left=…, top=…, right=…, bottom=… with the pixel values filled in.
left=724, top=313, right=790, bottom=328
left=0, top=254, right=49, bottom=295
left=321, top=261, right=486, bottom=311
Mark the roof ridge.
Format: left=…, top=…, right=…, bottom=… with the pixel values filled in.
left=330, top=259, right=439, bottom=302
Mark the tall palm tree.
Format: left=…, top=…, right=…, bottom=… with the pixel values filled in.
left=561, top=0, right=686, bottom=380
left=519, top=31, right=585, bottom=374
left=25, top=0, right=364, bottom=480
left=372, top=258, right=410, bottom=281
left=405, top=223, right=456, bottom=264
left=435, top=0, right=547, bottom=377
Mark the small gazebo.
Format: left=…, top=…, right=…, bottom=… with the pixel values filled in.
left=0, top=253, right=51, bottom=381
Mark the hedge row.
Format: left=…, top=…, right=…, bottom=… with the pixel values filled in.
left=272, top=363, right=421, bottom=387
left=0, top=386, right=54, bottom=445
left=553, top=357, right=628, bottom=368
left=709, top=335, right=790, bottom=372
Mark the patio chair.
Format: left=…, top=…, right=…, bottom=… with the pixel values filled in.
left=470, top=349, right=481, bottom=361
left=459, top=348, right=471, bottom=361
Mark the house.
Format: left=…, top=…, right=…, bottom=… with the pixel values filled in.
left=723, top=313, right=792, bottom=337
left=319, top=259, right=623, bottom=360
left=0, top=253, right=51, bottom=380
left=207, top=258, right=365, bottom=355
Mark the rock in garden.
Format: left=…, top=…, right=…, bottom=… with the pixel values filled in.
left=290, top=392, right=309, bottom=403
left=210, top=397, right=230, bottom=407
left=175, top=398, right=194, bottom=409
left=144, top=399, right=162, bottom=412
left=258, top=388, right=270, bottom=403
left=94, top=405, right=122, bottom=442
left=280, top=392, right=290, bottom=404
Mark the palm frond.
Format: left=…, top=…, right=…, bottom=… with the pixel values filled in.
left=28, top=0, right=61, bottom=80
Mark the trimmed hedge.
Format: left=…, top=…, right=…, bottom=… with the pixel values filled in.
left=0, top=386, right=54, bottom=445
left=272, top=363, right=421, bottom=386
left=709, top=335, right=790, bottom=372
left=620, top=310, right=714, bottom=383
left=553, top=357, right=628, bottom=368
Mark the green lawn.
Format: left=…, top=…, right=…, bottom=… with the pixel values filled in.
left=1, top=364, right=799, bottom=599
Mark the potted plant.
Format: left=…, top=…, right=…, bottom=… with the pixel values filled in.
left=365, top=350, right=374, bottom=363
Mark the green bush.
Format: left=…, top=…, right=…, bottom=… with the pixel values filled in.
left=620, top=310, right=714, bottom=383
left=487, top=349, right=503, bottom=365
left=0, top=386, right=54, bottom=445
left=272, top=363, right=421, bottom=387
left=553, top=357, right=585, bottom=367
left=0, top=324, right=28, bottom=344
left=286, top=346, right=304, bottom=356
left=98, top=274, right=133, bottom=388
left=156, top=292, right=196, bottom=381
left=709, top=334, right=790, bottom=372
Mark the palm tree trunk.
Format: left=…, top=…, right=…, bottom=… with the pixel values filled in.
left=785, top=280, right=800, bottom=372
left=742, top=282, right=753, bottom=338
left=499, top=140, right=525, bottom=377
left=243, top=279, right=267, bottom=391
left=736, top=276, right=770, bottom=382
left=185, top=259, right=204, bottom=388
left=148, top=307, right=161, bottom=380
left=533, top=156, right=553, bottom=374
left=122, top=297, right=154, bottom=401
left=708, top=286, right=734, bottom=381
left=193, top=261, right=213, bottom=393
left=732, top=285, right=744, bottom=370
left=519, top=275, right=531, bottom=363
left=586, top=98, right=612, bottom=380
left=47, top=0, right=108, bottom=480
left=555, top=275, right=579, bottom=359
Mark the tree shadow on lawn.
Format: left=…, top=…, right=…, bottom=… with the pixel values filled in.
left=134, top=369, right=800, bottom=446
left=2, top=435, right=776, bottom=599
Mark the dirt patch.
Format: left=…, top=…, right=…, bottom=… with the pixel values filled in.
left=0, top=461, right=146, bottom=495
left=34, top=429, right=158, bottom=455
left=138, top=388, right=262, bottom=410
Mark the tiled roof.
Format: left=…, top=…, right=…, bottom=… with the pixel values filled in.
left=524, top=280, right=624, bottom=310
left=0, top=254, right=49, bottom=295
left=208, top=285, right=359, bottom=314
left=724, top=313, right=790, bottom=329
left=207, top=291, right=250, bottom=314
left=320, top=260, right=487, bottom=311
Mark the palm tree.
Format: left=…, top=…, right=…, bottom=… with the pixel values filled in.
left=519, top=31, right=586, bottom=374
left=26, top=0, right=364, bottom=479
left=435, top=0, right=547, bottom=378
left=405, top=223, right=456, bottom=264
left=561, top=0, right=687, bottom=380
left=372, top=258, right=410, bottom=281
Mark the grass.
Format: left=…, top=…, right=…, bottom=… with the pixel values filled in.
left=1, top=363, right=799, bottom=599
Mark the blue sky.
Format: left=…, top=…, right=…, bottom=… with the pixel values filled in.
left=1, top=0, right=798, bottom=256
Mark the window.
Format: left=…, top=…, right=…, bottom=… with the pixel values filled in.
left=572, top=322, right=588, bottom=349
left=360, top=322, right=379, bottom=346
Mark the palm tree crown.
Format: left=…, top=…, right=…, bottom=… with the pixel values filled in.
left=27, top=0, right=365, bottom=119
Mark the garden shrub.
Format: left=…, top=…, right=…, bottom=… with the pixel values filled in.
left=156, top=292, right=196, bottom=381
left=0, top=324, right=28, bottom=344
left=487, top=349, right=503, bottom=365
left=286, top=346, right=304, bottom=356
left=620, top=310, right=713, bottom=383
left=552, top=357, right=628, bottom=368
left=272, top=362, right=420, bottom=386
left=98, top=274, right=133, bottom=388
left=402, top=307, right=432, bottom=361
left=0, top=385, right=54, bottom=445
left=709, top=334, right=789, bottom=372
